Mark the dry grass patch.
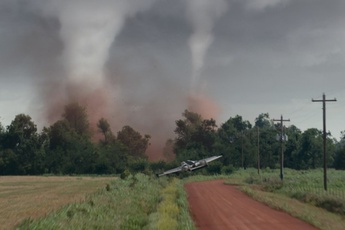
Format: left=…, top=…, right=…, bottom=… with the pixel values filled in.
left=0, top=176, right=116, bottom=229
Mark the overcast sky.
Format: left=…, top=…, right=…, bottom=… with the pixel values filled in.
left=1, top=0, right=345, bottom=152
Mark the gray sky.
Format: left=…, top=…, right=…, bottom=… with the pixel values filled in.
left=1, top=0, right=345, bottom=150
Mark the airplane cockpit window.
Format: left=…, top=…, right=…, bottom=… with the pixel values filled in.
left=185, top=160, right=195, bottom=165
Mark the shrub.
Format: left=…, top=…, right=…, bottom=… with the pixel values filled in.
left=121, top=169, right=131, bottom=179
left=129, top=160, right=148, bottom=173
left=120, top=215, right=147, bottom=230
left=150, top=161, right=167, bottom=172
left=245, top=173, right=261, bottom=184
left=206, top=161, right=222, bottom=174
left=318, top=198, right=345, bottom=215
left=262, top=177, right=284, bottom=192
left=221, top=164, right=236, bottom=174
left=291, top=192, right=345, bottom=215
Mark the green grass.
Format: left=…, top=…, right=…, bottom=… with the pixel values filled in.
left=239, top=185, right=345, bottom=230
left=17, top=174, right=160, bottom=229
left=16, top=174, right=195, bottom=230
left=223, top=168, right=345, bottom=230
left=11, top=169, right=345, bottom=230
left=237, top=168, right=345, bottom=212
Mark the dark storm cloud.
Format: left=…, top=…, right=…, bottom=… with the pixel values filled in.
left=1, top=0, right=345, bottom=141
left=0, top=0, right=64, bottom=125
left=204, top=0, right=345, bottom=103
left=0, top=0, right=63, bottom=80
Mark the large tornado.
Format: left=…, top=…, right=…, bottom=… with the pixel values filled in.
left=186, top=0, right=228, bottom=119
left=40, top=0, right=155, bottom=128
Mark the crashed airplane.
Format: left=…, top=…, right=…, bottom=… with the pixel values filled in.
left=158, top=155, right=222, bottom=176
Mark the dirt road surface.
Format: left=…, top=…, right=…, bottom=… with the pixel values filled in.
left=185, top=180, right=318, bottom=230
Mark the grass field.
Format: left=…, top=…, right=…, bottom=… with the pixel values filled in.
left=223, top=168, right=345, bottom=230
left=2, top=169, right=345, bottom=230
left=7, top=173, right=195, bottom=230
left=0, top=176, right=115, bottom=229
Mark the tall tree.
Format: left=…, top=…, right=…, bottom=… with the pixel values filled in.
left=0, top=122, right=4, bottom=134
left=174, top=110, right=202, bottom=151
left=117, top=125, right=150, bottom=159
left=254, top=113, right=279, bottom=169
left=255, top=113, right=272, bottom=128
left=94, top=141, right=129, bottom=174
left=334, top=131, right=345, bottom=169
left=63, top=103, right=90, bottom=137
left=293, top=128, right=323, bottom=169
left=5, top=114, right=37, bottom=148
left=97, top=118, right=114, bottom=144
left=174, top=110, right=218, bottom=161
left=2, top=114, right=43, bottom=174
left=284, top=125, right=302, bottom=168
left=217, top=115, right=253, bottom=168
left=334, top=146, right=345, bottom=169
left=45, top=119, right=95, bottom=174
left=0, top=121, right=4, bottom=150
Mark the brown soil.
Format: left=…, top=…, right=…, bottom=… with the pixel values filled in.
left=185, top=180, right=319, bottom=230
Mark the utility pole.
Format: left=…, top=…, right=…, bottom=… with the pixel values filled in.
left=312, top=93, right=336, bottom=191
left=257, top=127, right=260, bottom=175
left=273, top=115, right=290, bottom=181
left=241, top=130, right=244, bottom=169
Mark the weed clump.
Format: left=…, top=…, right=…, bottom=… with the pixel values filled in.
left=157, top=215, right=178, bottom=230
left=120, top=169, right=131, bottom=179
left=291, top=192, right=345, bottom=215
left=120, top=215, right=147, bottom=230
left=221, top=164, right=236, bottom=174
left=105, top=183, right=111, bottom=191
left=262, top=177, right=284, bottom=192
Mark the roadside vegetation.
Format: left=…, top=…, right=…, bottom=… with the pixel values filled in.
left=16, top=173, right=195, bottom=230
left=4, top=169, right=345, bottom=230
left=224, top=168, right=345, bottom=230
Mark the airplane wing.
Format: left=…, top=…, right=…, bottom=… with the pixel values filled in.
left=203, top=155, right=222, bottom=163
left=158, top=166, right=182, bottom=177
left=190, top=155, right=223, bottom=171
left=190, top=164, right=207, bottom=171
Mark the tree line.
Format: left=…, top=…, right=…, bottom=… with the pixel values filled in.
left=1, top=105, right=345, bottom=175
left=0, top=103, right=150, bottom=175
left=173, top=110, right=345, bottom=172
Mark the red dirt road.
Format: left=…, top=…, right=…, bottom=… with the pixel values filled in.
left=185, top=180, right=318, bottom=230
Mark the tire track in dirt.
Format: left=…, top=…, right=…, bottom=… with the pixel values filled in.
left=185, top=180, right=319, bottom=230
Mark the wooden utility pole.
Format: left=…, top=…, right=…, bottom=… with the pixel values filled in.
left=241, top=130, right=244, bottom=169
left=257, top=127, right=260, bottom=175
left=273, top=115, right=290, bottom=181
left=312, top=93, right=336, bottom=191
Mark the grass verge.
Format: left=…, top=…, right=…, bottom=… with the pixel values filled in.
left=239, top=185, right=345, bottom=230
left=223, top=168, right=345, bottom=230
left=15, top=174, right=195, bottom=230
